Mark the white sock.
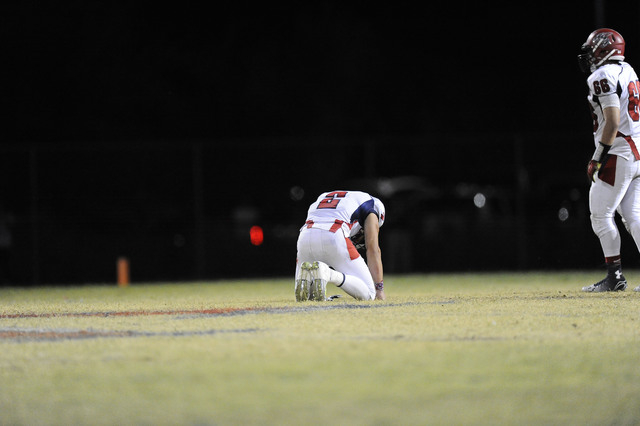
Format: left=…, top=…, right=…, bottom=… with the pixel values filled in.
left=328, top=269, right=345, bottom=285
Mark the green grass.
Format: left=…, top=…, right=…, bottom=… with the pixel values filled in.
left=1, top=272, right=639, bottom=425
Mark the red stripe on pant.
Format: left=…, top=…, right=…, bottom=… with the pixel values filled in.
left=617, top=132, right=640, bottom=160
left=345, top=238, right=360, bottom=260
left=329, top=220, right=343, bottom=233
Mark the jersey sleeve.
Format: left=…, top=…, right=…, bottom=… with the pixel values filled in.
left=599, top=93, right=621, bottom=109
left=350, top=199, right=378, bottom=228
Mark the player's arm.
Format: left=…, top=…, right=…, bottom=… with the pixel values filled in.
left=588, top=95, right=620, bottom=182
left=600, top=105, right=620, bottom=145
left=364, top=213, right=385, bottom=300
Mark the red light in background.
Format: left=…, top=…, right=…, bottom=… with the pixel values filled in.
left=250, top=226, right=264, bottom=246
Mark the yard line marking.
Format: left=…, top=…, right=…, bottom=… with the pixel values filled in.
left=0, top=327, right=261, bottom=341
left=0, top=302, right=452, bottom=342
left=0, top=307, right=262, bottom=319
left=0, top=301, right=449, bottom=320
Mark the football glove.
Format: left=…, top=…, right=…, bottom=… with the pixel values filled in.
left=587, top=160, right=601, bottom=182
left=587, top=142, right=611, bottom=182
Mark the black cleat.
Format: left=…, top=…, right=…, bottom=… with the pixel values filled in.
left=582, top=273, right=627, bottom=292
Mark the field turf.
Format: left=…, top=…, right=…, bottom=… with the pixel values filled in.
left=1, top=272, right=639, bottom=425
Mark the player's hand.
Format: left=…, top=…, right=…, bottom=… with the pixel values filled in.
left=375, top=289, right=386, bottom=301
left=587, top=160, right=601, bottom=182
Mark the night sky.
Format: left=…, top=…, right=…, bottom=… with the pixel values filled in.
left=7, top=2, right=638, bottom=142
left=3, top=2, right=640, bottom=283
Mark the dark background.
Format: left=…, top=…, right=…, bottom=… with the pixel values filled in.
left=2, top=1, right=640, bottom=285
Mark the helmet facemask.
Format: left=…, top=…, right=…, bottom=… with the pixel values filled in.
left=578, top=46, right=595, bottom=74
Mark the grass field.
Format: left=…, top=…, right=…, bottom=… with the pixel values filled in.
left=1, top=272, right=639, bottom=425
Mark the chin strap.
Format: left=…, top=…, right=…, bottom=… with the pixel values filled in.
left=593, top=49, right=619, bottom=70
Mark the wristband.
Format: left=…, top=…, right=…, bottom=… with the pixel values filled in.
left=592, top=142, right=611, bottom=162
left=374, top=281, right=384, bottom=291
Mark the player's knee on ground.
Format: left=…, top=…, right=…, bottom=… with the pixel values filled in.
left=339, top=276, right=375, bottom=300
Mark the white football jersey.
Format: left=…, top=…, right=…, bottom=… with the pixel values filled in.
left=587, top=61, right=640, bottom=159
left=304, top=191, right=384, bottom=237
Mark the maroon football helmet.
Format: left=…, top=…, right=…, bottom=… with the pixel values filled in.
left=578, top=28, right=625, bottom=73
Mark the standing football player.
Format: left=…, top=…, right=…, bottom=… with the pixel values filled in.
left=578, top=28, right=640, bottom=292
left=295, top=190, right=386, bottom=301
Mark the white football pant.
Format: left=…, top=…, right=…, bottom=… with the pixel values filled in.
left=295, top=228, right=375, bottom=300
left=590, top=155, right=640, bottom=258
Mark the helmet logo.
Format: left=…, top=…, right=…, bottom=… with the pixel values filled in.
left=593, top=33, right=612, bottom=50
